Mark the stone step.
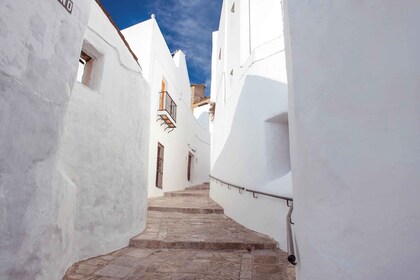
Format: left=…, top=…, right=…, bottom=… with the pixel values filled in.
left=148, top=195, right=223, bottom=214
left=129, top=211, right=278, bottom=251
left=185, top=184, right=210, bottom=191
left=64, top=248, right=295, bottom=280
left=164, top=189, right=209, bottom=197
left=148, top=205, right=223, bottom=214
left=129, top=238, right=278, bottom=250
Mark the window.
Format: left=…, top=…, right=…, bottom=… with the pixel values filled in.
left=157, top=78, right=177, bottom=128
left=156, top=143, right=164, bottom=189
left=77, top=51, right=93, bottom=86
left=160, top=78, right=167, bottom=110
left=231, top=2, right=235, bottom=13
left=76, top=41, right=103, bottom=91
left=218, top=48, right=222, bottom=60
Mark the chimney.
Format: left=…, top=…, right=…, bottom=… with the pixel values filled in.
left=190, top=84, right=208, bottom=108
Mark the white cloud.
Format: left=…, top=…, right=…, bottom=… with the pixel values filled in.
left=147, top=0, right=222, bottom=86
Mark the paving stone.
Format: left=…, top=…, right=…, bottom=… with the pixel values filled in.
left=110, top=256, right=143, bottom=267
left=95, top=264, right=136, bottom=278
left=148, top=195, right=223, bottom=214
left=125, top=249, right=154, bottom=258
left=171, top=274, right=199, bottom=280
left=185, top=184, right=210, bottom=191
left=66, top=275, right=85, bottom=280
left=164, top=190, right=209, bottom=197
left=64, top=188, right=295, bottom=280
left=74, top=264, right=98, bottom=275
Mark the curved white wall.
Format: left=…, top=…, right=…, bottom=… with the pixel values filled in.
left=210, top=0, right=292, bottom=249
left=284, top=1, right=420, bottom=279
left=0, top=1, right=92, bottom=279
left=58, top=1, right=150, bottom=261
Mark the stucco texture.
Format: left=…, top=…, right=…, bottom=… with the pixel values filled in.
left=209, top=0, right=291, bottom=249
left=0, top=0, right=92, bottom=279
left=284, top=0, right=420, bottom=279
left=58, top=1, right=151, bottom=263
left=0, top=1, right=151, bottom=279
left=123, top=19, right=211, bottom=198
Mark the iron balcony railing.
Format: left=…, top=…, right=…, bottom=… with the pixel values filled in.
left=209, top=174, right=296, bottom=265
left=159, top=91, right=177, bottom=123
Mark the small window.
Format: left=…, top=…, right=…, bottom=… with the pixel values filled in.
left=218, top=49, right=222, bottom=60
left=230, top=69, right=234, bottom=76
left=231, top=2, right=235, bottom=13
left=76, top=41, right=103, bottom=91
left=77, top=51, right=93, bottom=86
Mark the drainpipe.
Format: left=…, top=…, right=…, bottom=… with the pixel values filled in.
left=286, top=204, right=297, bottom=265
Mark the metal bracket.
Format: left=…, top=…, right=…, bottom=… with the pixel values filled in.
left=164, top=126, right=174, bottom=132
left=252, top=192, right=258, bottom=198
left=287, top=200, right=293, bottom=208
left=290, top=217, right=295, bottom=225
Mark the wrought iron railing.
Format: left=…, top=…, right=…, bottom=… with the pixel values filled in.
left=159, top=91, right=177, bottom=122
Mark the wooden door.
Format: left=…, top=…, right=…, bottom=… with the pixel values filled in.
left=160, top=79, right=166, bottom=110
left=187, top=153, right=193, bottom=181
left=156, top=143, right=164, bottom=188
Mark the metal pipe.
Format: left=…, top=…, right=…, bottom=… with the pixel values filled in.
left=210, top=174, right=297, bottom=265
left=245, top=188, right=292, bottom=202
left=286, top=204, right=297, bottom=265
left=209, top=175, right=245, bottom=192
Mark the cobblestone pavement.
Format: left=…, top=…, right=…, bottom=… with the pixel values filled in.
left=64, top=185, right=295, bottom=280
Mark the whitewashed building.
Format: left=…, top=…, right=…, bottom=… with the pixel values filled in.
left=0, top=1, right=150, bottom=279
left=209, top=0, right=292, bottom=249
left=59, top=0, right=151, bottom=264
left=283, top=1, right=420, bottom=279
left=123, top=18, right=211, bottom=198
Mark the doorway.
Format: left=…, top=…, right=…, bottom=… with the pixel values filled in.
left=156, top=143, right=164, bottom=188
left=187, top=152, right=193, bottom=182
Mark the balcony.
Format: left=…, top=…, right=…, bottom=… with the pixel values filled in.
left=157, top=91, right=177, bottom=129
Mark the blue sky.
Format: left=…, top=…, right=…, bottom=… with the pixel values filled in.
left=100, top=0, right=223, bottom=95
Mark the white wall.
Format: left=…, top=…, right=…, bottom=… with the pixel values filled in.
left=284, top=1, right=420, bottom=279
left=123, top=19, right=210, bottom=198
left=0, top=0, right=92, bottom=279
left=210, top=0, right=292, bottom=249
left=58, top=1, right=150, bottom=261
left=194, top=104, right=210, bottom=130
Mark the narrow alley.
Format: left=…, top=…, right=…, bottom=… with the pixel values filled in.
left=63, top=184, right=295, bottom=280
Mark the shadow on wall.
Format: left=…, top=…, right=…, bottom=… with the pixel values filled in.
left=211, top=75, right=289, bottom=188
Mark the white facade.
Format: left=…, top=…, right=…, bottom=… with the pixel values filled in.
left=0, top=1, right=151, bottom=279
left=194, top=103, right=211, bottom=130
left=123, top=19, right=211, bottom=198
left=209, top=0, right=292, bottom=249
left=58, top=1, right=151, bottom=262
left=284, top=1, right=420, bottom=279
left=0, top=0, right=92, bottom=279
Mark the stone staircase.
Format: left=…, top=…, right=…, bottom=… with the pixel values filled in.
left=63, top=184, right=295, bottom=279
left=129, top=184, right=277, bottom=251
